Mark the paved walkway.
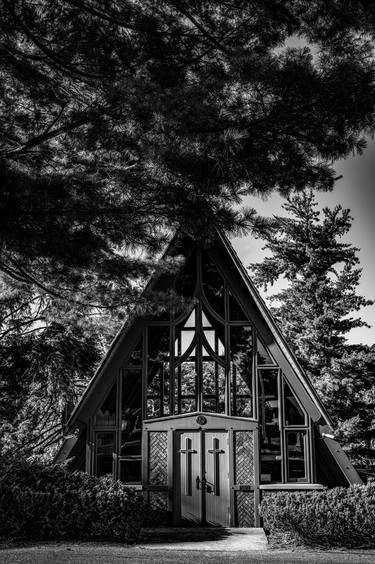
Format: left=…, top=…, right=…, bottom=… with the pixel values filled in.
left=139, top=527, right=268, bottom=551
left=1, top=543, right=375, bottom=563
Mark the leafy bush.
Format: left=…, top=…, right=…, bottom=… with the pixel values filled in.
left=260, top=482, right=375, bottom=548
left=0, top=456, right=147, bottom=542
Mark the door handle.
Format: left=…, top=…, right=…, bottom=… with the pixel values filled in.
left=196, top=476, right=207, bottom=490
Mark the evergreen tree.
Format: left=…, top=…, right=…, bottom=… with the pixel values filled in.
left=0, top=276, right=107, bottom=458
left=250, top=192, right=375, bottom=476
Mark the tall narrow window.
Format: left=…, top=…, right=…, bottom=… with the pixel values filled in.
left=230, top=326, right=253, bottom=417
left=283, top=379, right=306, bottom=426
left=147, top=326, right=170, bottom=418
left=120, top=369, right=142, bottom=483
left=174, top=308, right=197, bottom=414
left=286, top=430, right=307, bottom=482
left=202, top=350, right=226, bottom=414
left=258, top=369, right=281, bottom=483
left=229, top=291, right=247, bottom=321
left=283, top=376, right=308, bottom=483
left=95, top=431, right=115, bottom=477
left=257, top=338, right=275, bottom=366
left=201, top=250, right=225, bottom=318
left=175, top=360, right=197, bottom=414
left=126, top=338, right=142, bottom=366
left=175, top=249, right=197, bottom=298
left=94, top=384, right=116, bottom=426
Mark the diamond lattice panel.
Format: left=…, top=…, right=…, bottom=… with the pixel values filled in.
left=146, top=491, right=169, bottom=526
left=234, top=430, right=254, bottom=484
left=148, top=431, right=168, bottom=485
left=235, top=491, right=255, bottom=527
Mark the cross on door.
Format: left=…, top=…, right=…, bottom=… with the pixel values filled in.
left=179, top=437, right=197, bottom=495
left=208, top=437, right=225, bottom=496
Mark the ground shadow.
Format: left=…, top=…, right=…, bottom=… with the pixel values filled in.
left=140, top=527, right=232, bottom=544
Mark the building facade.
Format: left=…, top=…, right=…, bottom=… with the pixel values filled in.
left=57, top=231, right=362, bottom=527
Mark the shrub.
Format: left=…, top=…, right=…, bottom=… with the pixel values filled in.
left=260, top=482, right=375, bottom=548
left=0, top=456, right=147, bottom=542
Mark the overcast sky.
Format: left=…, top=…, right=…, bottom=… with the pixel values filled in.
left=231, top=139, right=375, bottom=346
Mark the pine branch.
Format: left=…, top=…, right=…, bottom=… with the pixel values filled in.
left=169, top=1, right=232, bottom=55
left=3, top=0, right=104, bottom=79
left=0, top=294, right=46, bottom=324
left=2, top=112, right=95, bottom=157
left=0, top=318, right=45, bottom=342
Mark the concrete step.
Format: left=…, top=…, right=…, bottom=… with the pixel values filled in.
left=139, top=527, right=268, bottom=551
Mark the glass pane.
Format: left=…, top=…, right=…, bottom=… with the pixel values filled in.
left=202, top=359, right=225, bottom=414
left=175, top=249, right=197, bottom=298
left=180, top=398, right=196, bottom=413
left=95, top=432, right=114, bottom=477
left=287, top=431, right=307, bottom=482
left=180, top=361, right=196, bottom=395
left=257, top=338, right=275, bottom=365
left=121, top=370, right=142, bottom=457
left=184, top=309, right=196, bottom=327
left=204, top=329, right=215, bottom=350
left=202, top=308, right=225, bottom=359
left=201, top=250, right=225, bottom=318
left=230, top=326, right=252, bottom=364
left=147, top=368, right=161, bottom=397
left=229, top=291, right=247, bottom=321
left=202, top=397, right=217, bottom=412
left=147, top=326, right=170, bottom=418
left=152, top=307, right=171, bottom=322
left=163, top=370, right=171, bottom=415
left=259, top=369, right=281, bottom=483
left=148, top=326, right=170, bottom=364
left=175, top=310, right=196, bottom=356
left=175, top=361, right=197, bottom=414
left=283, top=379, right=306, bottom=426
left=235, top=397, right=252, bottom=417
left=230, top=326, right=253, bottom=417
left=126, top=338, right=142, bottom=366
left=202, top=360, right=215, bottom=395
left=119, top=459, right=141, bottom=483
left=94, top=384, right=116, bottom=426
left=147, top=398, right=161, bottom=418
left=146, top=363, right=170, bottom=419
left=202, top=311, right=212, bottom=327
left=180, top=330, right=194, bottom=355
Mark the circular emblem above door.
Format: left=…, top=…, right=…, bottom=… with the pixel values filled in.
left=196, top=415, right=207, bottom=425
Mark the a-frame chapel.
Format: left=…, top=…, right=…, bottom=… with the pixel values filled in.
left=57, top=229, right=362, bottom=527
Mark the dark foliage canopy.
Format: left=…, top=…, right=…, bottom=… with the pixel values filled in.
left=2, top=1, right=375, bottom=304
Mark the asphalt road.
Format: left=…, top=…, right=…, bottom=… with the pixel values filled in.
left=1, top=544, right=375, bottom=564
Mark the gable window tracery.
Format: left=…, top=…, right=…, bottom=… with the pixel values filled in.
left=90, top=244, right=312, bottom=486
left=143, top=248, right=255, bottom=419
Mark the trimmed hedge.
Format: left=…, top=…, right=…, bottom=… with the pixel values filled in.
left=260, top=482, right=375, bottom=548
left=0, top=457, right=147, bottom=542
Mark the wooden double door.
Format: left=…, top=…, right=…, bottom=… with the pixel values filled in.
left=176, top=430, right=230, bottom=526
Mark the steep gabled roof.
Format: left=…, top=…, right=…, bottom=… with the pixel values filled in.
left=60, top=229, right=362, bottom=485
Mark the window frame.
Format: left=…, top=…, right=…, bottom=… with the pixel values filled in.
left=281, top=376, right=311, bottom=483
left=284, top=429, right=309, bottom=483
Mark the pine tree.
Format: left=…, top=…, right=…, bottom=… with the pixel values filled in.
left=250, top=192, right=375, bottom=476
left=0, top=276, right=107, bottom=458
